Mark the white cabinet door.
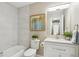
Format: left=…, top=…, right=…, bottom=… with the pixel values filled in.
left=44, top=45, right=61, bottom=57
left=44, top=46, right=59, bottom=57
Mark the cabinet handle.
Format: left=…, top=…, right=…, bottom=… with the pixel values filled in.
left=52, top=48, right=66, bottom=51
left=59, top=54, right=62, bottom=57
left=57, top=49, right=65, bottom=51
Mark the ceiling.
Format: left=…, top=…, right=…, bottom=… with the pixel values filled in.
left=8, top=2, right=35, bottom=8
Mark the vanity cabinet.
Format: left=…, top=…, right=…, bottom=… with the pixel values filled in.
left=44, top=41, right=79, bottom=57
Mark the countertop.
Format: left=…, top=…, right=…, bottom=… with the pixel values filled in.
left=44, top=38, right=75, bottom=44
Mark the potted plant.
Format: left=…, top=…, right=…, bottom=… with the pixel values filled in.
left=32, top=35, right=38, bottom=40
left=64, top=32, right=72, bottom=40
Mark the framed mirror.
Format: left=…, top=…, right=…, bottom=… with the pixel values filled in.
left=30, top=14, right=45, bottom=31
left=46, top=4, right=71, bottom=35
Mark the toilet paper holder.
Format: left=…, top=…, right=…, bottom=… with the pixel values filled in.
left=40, top=42, right=44, bottom=47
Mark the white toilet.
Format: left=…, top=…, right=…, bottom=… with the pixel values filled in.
left=24, top=39, right=40, bottom=57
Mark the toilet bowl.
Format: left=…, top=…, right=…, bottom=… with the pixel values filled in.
left=24, top=40, right=40, bottom=57
left=24, top=48, right=36, bottom=57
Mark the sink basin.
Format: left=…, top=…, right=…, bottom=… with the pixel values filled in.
left=44, top=38, right=74, bottom=44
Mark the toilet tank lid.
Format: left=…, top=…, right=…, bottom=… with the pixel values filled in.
left=24, top=49, right=36, bottom=56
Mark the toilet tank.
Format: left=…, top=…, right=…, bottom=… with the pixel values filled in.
left=31, top=40, right=40, bottom=49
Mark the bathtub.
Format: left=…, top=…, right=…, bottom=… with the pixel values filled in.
left=3, top=45, right=26, bottom=57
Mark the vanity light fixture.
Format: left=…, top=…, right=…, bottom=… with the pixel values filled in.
left=47, top=4, right=70, bottom=11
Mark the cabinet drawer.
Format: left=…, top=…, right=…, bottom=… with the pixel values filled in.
left=45, top=44, right=76, bottom=55
left=45, top=45, right=66, bottom=53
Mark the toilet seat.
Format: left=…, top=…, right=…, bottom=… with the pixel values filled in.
left=24, top=48, right=36, bottom=57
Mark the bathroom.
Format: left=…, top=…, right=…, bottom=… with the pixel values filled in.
left=0, top=2, right=79, bottom=57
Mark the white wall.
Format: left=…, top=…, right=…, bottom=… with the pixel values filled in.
left=0, top=3, right=18, bottom=51
left=64, top=3, right=79, bottom=31
left=18, top=5, right=30, bottom=49
left=70, top=3, right=79, bottom=31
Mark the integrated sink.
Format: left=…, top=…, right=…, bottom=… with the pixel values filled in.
left=44, top=38, right=74, bottom=44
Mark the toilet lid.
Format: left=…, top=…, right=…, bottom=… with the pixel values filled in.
left=24, top=48, right=36, bottom=56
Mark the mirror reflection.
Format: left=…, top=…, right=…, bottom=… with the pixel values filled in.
left=47, top=4, right=70, bottom=36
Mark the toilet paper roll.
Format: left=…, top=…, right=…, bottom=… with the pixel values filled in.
left=40, top=42, right=44, bottom=47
